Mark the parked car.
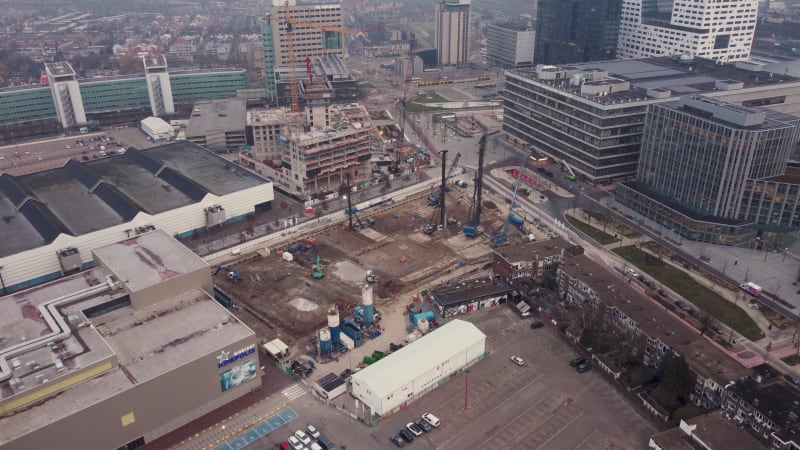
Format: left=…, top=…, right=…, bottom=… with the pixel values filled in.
left=390, top=434, right=406, bottom=447
left=406, top=422, right=423, bottom=436
left=657, top=289, right=668, bottom=298
left=626, top=268, right=640, bottom=278
left=306, top=425, right=320, bottom=439
left=316, top=434, right=335, bottom=450
left=399, top=429, right=415, bottom=443
left=699, top=255, right=711, bottom=263
left=294, top=430, right=312, bottom=446
left=785, top=374, right=800, bottom=386
left=530, top=320, right=544, bottom=329
left=416, top=419, right=432, bottom=433
left=287, top=436, right=303, bottom=450
left=422, top=412, right=441, bottom=427
left=510, top=355, right=525, bottom=366
left=309, top=443, right=323, bottom=450
left=674, top=301, right=692, bottom=312
left=575, top=362, right=591, bottom=373
left=569, top=356, right=586, bottom=367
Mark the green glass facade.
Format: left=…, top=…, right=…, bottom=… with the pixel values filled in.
left=171, top=71, right=248, bottom=103
left=0, top=87, right=56, bottom=123
left=80, top=78, right=150, bottom=113
left=534, top=0, right=622, bottom=65
left=0, top=70, right=248, bottom=127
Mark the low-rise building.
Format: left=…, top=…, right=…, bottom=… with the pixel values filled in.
left=429, top=274, right=513, bottom=318
left=0, top=230, right=260, bottom=450
left=140, top=116, right=175, bottom=141
left=185, top=99, right=247, bottom=153
left=350, top=319, right=486, bottom=417
left=492, top=238, right=570, bottom=282
left=558, top=255, right=751, bottom=410
left=723, top=377, right=800, bottom=447
left=648, top=410, right=765, bottom=450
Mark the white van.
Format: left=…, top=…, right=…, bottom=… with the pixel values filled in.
left=422, top=412, right=440, bottom=428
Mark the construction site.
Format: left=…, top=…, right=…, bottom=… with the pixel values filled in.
left=211, top=137, right=543, bottom=352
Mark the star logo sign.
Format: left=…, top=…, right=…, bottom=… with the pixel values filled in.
left=216, top=350, right=230, bottom=364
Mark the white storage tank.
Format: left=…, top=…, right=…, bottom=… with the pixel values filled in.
left=417, top=317, right=429, bottom=333
left=339, top=333, right=355, bottom=350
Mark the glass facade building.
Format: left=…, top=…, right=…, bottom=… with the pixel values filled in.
left=0, top=69, right=247, bottom=128
left=534, top=0, right=622, bottom=65
left=80, top=77, right=150, bottom=113
left=616, top=96, right=800, bottom=245
left=0, top=87, right=56, bottom=124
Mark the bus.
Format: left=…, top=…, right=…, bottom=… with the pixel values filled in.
left=423, top=68, right=441, bottom=73
left=477, top=76, right=491, bottom=82
left=406, top=76, right=421, bottom=83
left=474, top=82, right=497, bottom=89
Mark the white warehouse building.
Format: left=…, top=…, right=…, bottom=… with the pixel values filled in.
left=0, top=141, right=274, bottom=292
left=350, top=319, right=486, bottom=417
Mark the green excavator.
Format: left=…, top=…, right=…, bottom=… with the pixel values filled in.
left=312, top=255, right=324, bottom=279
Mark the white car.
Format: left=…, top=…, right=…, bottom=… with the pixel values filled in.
left=626, top=268, right=639, bottom=278
left=421, top=412, right=440, bottom=428
left=306, top=424, right=320, bottom=439
left=295, top=430, right=312, bottom=446
left=510, top=355, right=525, bottom=366
left=288, top=435, right=304, bottom=450
left=406, top=422, right=423, bottom=436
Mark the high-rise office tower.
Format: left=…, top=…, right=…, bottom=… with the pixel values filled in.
left=617, top=0, right=758, bottom=62
left=485, top=22, right=535, bottom=68
left=435, top=0, right=471, bottom=67
left=534, top=0, right=622, bottom=65
left=261, top=0, right=344, bottom=104
left=617, top=96, right=800, bottom=244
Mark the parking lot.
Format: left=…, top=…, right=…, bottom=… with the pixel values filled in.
left=249, top=307, right=655, bottom=450
left=0, top=126, right=157, bottom=176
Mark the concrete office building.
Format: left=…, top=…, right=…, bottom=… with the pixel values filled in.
left=534, top=0, right=622, bottom=65
left=240, top=102, right=373, bottom=197
left=503, top=57, right=800, bottom=183
left=492, top=238, right=571, bottom=282
left=0, top=61, right=247, bottom=142
left=435, top=0, right=471, bottom=67
left=45, top=61, right=87, bottom=128
left=350, top=319, right=485, bottom=417
left=186, top=99, right=247, bottom=153
left=485, top=23, right=535, bottom=68
left=143, top=54, right=176, bottom=116
left=0, top=230, right=260, bottom=450
left=0, top=141, right=273, bottom=293
left=616, top=96, right=800, bottom=245
left=617, top=0, right=758, bottom=63
left=261, top=0, right=345, bottom=104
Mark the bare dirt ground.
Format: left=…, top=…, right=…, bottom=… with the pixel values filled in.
left=215, top=188, right=509, bottom=345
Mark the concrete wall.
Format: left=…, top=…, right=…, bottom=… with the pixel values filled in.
left=4, top=336, right=259, bottom=450
left=130, top=266, right=213, bottom=308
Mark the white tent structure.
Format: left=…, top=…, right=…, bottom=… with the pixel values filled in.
left=350, top=319, right=486, bottom=416
left=141, top=116, right=175, bottom=141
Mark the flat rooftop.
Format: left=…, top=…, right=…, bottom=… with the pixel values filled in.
left=143, top=54, right=167, bottom=69
left=494, top=237, right=570, bottom=262
left=510, top=56, right=800, bottom=107
left=185, top=99, right=246, bottom=138
left=0, top=141, right=270, bottom=258
left=93, top=231, right=208, bottom=293
left=431, top=276, right=513, bottom=307
left=561, top=255, right=752, bottom=383
left=45, top=61, right=75, bottom=77
left=728, top=377, right=800, bottom=431
left=0, top=236, right=252, bottom=445
left=684, top=410, right=765, bottom=450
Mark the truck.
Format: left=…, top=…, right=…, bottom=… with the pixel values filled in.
left=740, top=282, right=762, bottom=296
left=508, top=213, right=525, bottom=228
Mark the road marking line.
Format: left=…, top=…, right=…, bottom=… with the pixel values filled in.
left=536, top=411, right=584, bottom=449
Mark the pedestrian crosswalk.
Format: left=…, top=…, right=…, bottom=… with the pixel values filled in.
left=281, top=384, right=306, bottom=401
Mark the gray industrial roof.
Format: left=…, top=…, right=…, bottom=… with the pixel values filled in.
left=0, top=141, right=270, bottom=258
left=93, top=230, right=208, bottom=293
left=185, top=99, right=246, bottom=139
